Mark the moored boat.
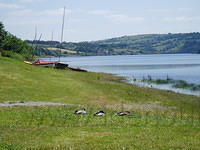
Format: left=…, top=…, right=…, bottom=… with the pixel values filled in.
left=24, top=59, right=68, bottom=69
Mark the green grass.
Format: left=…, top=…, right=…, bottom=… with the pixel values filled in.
left=0, top=56, right=200, bottom=111
left=0, top=106, right=200, bottom=150
left=0, top=56, right=200, bottom=149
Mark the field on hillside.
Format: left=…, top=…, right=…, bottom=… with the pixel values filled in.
left=27, top=33, right=200, bottom=56
left=0, top=56, right=200, bottom=149
left=46, top=48, right=77, bottom=54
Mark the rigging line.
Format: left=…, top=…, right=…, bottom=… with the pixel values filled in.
left=59, top=6, right=66, bottom=62
left=31, top=26, right=37, bottom=60
left=50, top=30, right=54, bottom=61
left=51, top=30, right=54, bottom=42
left=35, top=33, right=42, bottom=58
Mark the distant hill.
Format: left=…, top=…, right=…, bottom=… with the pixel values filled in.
left=27, top=33, right=200, bottom=56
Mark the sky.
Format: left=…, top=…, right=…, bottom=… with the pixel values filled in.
left=0, top=0, right=200, bottom=42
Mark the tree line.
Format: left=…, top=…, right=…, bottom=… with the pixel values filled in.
left=0, top=22, right=33, bottom=60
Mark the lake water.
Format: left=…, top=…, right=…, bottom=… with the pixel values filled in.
left=42, top=54, right=200, bottom=96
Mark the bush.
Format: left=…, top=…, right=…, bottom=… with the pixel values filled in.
left=1, top=50, right=24, bottom=60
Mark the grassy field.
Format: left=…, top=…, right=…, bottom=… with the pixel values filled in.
left=0, top=105, right=200, bottom=150
left=46, top=48, right=77, bottom=54
left=0, top=56, right=200, bottom=149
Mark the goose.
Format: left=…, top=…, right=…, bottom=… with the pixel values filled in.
left=94, top=110, right=106, bottom=116
left=116, top=111, right=130, bottom=116
left=74, top=108, right=87, bottom=115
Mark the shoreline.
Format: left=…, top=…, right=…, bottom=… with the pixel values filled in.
left=130, top=80, right=200, bottom=96
left=44, top=54, right=200, bottom=97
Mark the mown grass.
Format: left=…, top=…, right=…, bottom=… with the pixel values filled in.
left=0, top=56, right=200, bottom=149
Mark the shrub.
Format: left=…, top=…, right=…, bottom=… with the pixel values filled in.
left=1, top=50, right=24, bottom=60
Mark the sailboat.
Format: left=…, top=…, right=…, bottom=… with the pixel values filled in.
left=24, top=7, right=68, bottom=69
left=24, top=7, right=87, bottom=72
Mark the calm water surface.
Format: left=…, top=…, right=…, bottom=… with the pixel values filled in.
left=42, top=54, right=200, bottom=95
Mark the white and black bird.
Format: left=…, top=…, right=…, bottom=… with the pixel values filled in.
left=93, top=110, right=106, bottom=116
left=116, top=111, right=130, bottom=116
left=74, top=108, right=87, bottom=115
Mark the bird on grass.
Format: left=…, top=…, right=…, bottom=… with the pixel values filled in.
left=74, top=108, right=87, bottom=115
left=116, top=111, right=130, bottom=116
left=93, top=110, right=106, bottom=116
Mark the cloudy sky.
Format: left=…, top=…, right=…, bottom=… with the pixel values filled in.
left=0, top=0, right=200, bottom=42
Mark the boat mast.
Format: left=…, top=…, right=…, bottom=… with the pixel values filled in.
left=59, top=6, right=66, bottom=62
left=33, top=26, right=37, bottom=43
left=50, top=30, right=54, bottom=61
left=37, top=33, right=42, bottom=56
left=31, top=26, right=37, bottom=60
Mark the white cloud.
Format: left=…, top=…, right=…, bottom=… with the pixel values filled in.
left=8, top=9, right=33, bottom=16
left=88, top=9, right=144, bottom=23
left=147, top=8, right=194, bottom=13
left=164, top=17, right=200, bottom=22
left=5, top=19, right=41, bottom=25
left=107, top=14, right=144, bottom=23
left=18, top=0, right=33, bottom=2
left=8, top=8, right=144, bottom=24
left=18, top=0, right=47, bottom=3
left=8, top=8, right=72, bottom=17
left=88, top=10, right=113, bottom=15
left=40, top=8, right=65, bottom=16
left=4, top=16, right=46, bottom=25
left=64, top=29, right=77, bottom=33
left=177, top=8, right=193, bottom=12
left=147, top=8, right=171, bottom=13
left=0, top=3, right=23, bottom=9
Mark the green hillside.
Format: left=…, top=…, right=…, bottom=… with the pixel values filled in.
left=28, top=33, right=200, bottom=56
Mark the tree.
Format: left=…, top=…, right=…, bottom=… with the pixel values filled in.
left=0, top=22, right=33, bottom=60
left=0, top=22, right=7, bottom=49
